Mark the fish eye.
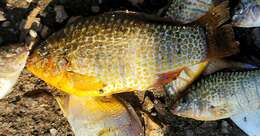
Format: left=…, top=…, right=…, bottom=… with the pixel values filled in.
left=99, top=89, right=104, bottom=94
left=252, top=5, right=260, bottom=15
left=235, top=4, right=244, bottom=14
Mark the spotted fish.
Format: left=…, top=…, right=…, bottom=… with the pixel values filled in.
left=27, top=11, right=236, bottom=97
left=171, top=70, right=260, bottom=121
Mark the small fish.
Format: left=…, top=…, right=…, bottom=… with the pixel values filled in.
left=165, top=0, right=226, bottom=24
left=27, top=10, right=236, bottom=97
left=171, top=70, right=260, bottom=121
left=0, top=44, right=29, bottom=99
left=232, top=0, right=260, bottom=27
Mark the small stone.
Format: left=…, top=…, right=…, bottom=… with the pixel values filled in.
left=29, top=29, right=37, bottom=38
left=91, top=5, right=100, bottom=13
left=40, top=25, right=49, bottom=38
left=221, top=121, right=229, bottom=134
left=185, top=130, right=194, bottom=136
left=49, top=128, right=58, bottom=136
left=0, top=11, right=6, bottom=22
left=54, top=5, right=68, bottom=23
left=1, top=21, right=10, bottom=27
left=151, top=112, right=157, bottom=116
left=26, top=0, right=33, bottom=3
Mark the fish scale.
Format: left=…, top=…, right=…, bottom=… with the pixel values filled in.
left=172, top=70, right=260, bottom=120
left=27, top=12, right=208, bottom=96
left=166, top=0, right=214, bottom=23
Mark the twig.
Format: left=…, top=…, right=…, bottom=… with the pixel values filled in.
left=24, top=0, right=52, bottom=30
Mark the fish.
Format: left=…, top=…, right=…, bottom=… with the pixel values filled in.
left=171, top=70, right=260, bottom=121
left=165, top=0, right=228, bottom=24
left=232, top=0, right=260, bottom=27
left=0, top=44, right=29, bottom=99
left=26, top=10, right=237, bottom=97
left=164, top=58, right=256, bottom=102
left=56, top=95, right=144, bottom=136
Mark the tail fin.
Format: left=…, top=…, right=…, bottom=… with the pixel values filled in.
left=195, top=1, right=240, bottom=58
left=55, top=95, right=144, bottom=136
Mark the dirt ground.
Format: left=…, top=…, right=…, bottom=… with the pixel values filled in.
left=0, top=0, right=253, bottom=135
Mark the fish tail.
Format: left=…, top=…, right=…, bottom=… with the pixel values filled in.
left=206, top=24, right=240, bottom=59
left=194, top=1, right=240, bottom=58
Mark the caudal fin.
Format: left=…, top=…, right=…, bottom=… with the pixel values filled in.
left=195, top=1, right=240, bottom=59
left=207, top=24, right=240, bottom=59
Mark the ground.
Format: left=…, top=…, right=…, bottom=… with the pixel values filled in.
left=0, top=0, right=252, bottom=135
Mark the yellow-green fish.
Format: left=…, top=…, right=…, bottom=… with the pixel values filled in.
left=27, top=10, right=236, bottom=97
left=171, top=70, right=260, bottom=121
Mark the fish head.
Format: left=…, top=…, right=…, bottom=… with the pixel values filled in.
left=232, top=1, right=260, bottom=27
left=0, top=44, right=29, bottom=98
left=171, top=96, right=235, bottom=121
left=27, top=44, right=107, bottom=96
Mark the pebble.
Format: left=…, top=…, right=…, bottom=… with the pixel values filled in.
left=49, top=128, right=58, bottom=136
left=1, top=21, right=11, bottom=27
left=40, top=25, right=49, bottom=38
left=91, top=5, right=100, bottom=13
left=26, top=0, right=33, bottom=3
left=221, top=120, right=229, bottom=134
left=54, top=5, right=68, bottom=23
left=29, top=29, right=37, bottom=38
left=185, top=130, right=194, bottom=136
left=0, top=11, right=6, bottom=22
